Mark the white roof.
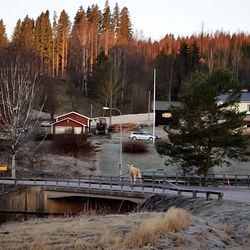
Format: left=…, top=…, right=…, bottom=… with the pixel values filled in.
left=51, top=117, right=86, bottom=127
left=55, top=111, right=90, bottom=121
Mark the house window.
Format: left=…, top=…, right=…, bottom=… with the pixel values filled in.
left=162, top=112, right=172, bottom=118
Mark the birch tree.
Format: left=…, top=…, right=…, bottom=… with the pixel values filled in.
left=0, top=54, right=44, bottom=180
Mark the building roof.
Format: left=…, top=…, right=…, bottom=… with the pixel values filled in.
left=55, top=111, right=90, bottom=120
left=153, top=101, right=181, bottom=111
left=218, top=92, right=250, bottom=102
left=51, top=117, right=86, bottom=127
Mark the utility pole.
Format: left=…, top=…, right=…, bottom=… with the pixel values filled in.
left=153, top=69, right=156, bottom=145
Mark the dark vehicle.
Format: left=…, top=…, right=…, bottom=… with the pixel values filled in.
left=94, top=117, right=109, bottom=135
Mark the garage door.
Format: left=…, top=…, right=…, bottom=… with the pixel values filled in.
left=55, top=126, right=72, bottom=134
left=74, top=127, right=82, bottom=134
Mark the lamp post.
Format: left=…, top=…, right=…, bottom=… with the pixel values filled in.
left=103, top=106, right=123, bottom=176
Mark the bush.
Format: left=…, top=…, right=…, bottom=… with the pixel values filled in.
left=51, top=134, right=94, bottom=157
left=123, top=140, right=148, bottom=153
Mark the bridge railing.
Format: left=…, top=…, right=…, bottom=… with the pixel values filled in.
left=141, top=172, right=250, bottom=189
left=0, top=175, right=224, bottom=200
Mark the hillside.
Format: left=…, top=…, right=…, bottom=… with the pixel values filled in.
left=0, top=196, right=249, bottom=249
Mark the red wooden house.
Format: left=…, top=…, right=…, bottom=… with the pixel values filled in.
left=51, top=111, right=90, bottom=135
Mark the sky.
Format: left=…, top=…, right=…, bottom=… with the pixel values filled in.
left=1, top=0, right=250, bottom=41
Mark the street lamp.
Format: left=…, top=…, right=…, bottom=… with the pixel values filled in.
left=103, top=106, right=123, bottom=177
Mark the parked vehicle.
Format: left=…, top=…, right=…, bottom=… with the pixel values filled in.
left=94, top=117, right=109, bottom=135
left=40, top=121, right=51, bottom=127
left=128, top=131, right=161, bottom=141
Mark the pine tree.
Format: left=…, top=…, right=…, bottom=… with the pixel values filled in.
left=89, top=51, right=111, bottom=102
left=34, top=11, right=53, bottom=74
left=111, top=3, right=120, bottom=45
left=52, top=11, right=58, bottom=77
left=11, top=16, right=35, bottom=50
left=19, top=15, right=35, bottom=50
left=157, top=69, right=248, bottom=177
left=57, top=10, right=70, bottom=78
left=117, top=7, right=132, bottom=45
left=86, top=4, right=101, bottom=69
left=190, top=41, right=201, bottom=71
left=12, top=19, right=22, bottom=46
left=0, top=19, right=8, bottom=47
left=102, top=0, right=112, bottom=54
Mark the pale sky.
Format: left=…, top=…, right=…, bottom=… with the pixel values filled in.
left=1, top=0, right=250, bottom=41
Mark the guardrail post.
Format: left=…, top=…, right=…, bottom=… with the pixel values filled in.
left=177, top=190, right=181, bottom=197
left=89, top=175, right=91, bottom=189
left=99, top=176, right=102, bottom=190
left=206, top=192, right=211, bottom=200
left=56, top=176, right=58, bottom=187
left=248, top=175, right=250, bottom=189
left=218, top=193, right=223, bottom=201
left=110, top=177, right=112, bottom=190
left=175, top=174, right=178, bottom=185
left=163, top=172, right=166, bottom=193
left=2, top=171, right=4, bottom=193
left=78, top=178, right=80, bottom=190
left=192, top=190, right=197, bottom=199
left=152, top=178, right=155, bottom=192
left=188, top=177, right=190, bottom=187
left=45, top=176, right=47, bottom=187
left=235, top=175, right=238, bottom=187
left=67, top=176, right=69, bottom=187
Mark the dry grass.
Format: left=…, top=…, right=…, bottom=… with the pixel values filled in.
left=99, top=230, right=123, bottom=249
left=219, top=223, right=234, bottom=236
left=0, top=209, right=191, bottom=250
left=246, top=225, right=250, bottom=237
left=124, top=207, right=191, bottom=248
left=31, top=240, right=48, bottom=250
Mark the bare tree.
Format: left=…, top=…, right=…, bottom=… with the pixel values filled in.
left=0, top=55, right=45, bottom=180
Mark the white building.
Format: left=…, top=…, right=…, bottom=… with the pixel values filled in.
left=218, top=91, right=250, bottom=128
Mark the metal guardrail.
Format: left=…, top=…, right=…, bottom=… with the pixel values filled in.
left=0, top=175, right=224, bottom=201
left=142, top=172, right=250, bottom=189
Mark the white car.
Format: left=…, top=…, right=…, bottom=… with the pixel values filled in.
left=40, top=121, right=51, bottom=127
left=128, top=131, right=161, bottom=141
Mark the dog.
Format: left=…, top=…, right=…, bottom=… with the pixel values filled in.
left=127, top=163, right=142, bottom=184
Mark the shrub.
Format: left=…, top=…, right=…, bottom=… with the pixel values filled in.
left=51, top=134, right=94, bottom=157
left=125, top=207, right=191, bottom=247
left=123, top=140, right=148, bottom=153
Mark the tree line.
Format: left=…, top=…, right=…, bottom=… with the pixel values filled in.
left=0, top=1, right=250, bottom=114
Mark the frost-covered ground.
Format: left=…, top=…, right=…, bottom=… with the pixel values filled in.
left=0, top=196, right=249, bottom=250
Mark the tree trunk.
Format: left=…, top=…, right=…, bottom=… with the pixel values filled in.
left=11, top=148, right=16, bottom=180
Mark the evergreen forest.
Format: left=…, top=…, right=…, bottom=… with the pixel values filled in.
left=1, top=1, right=250, bottom=115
